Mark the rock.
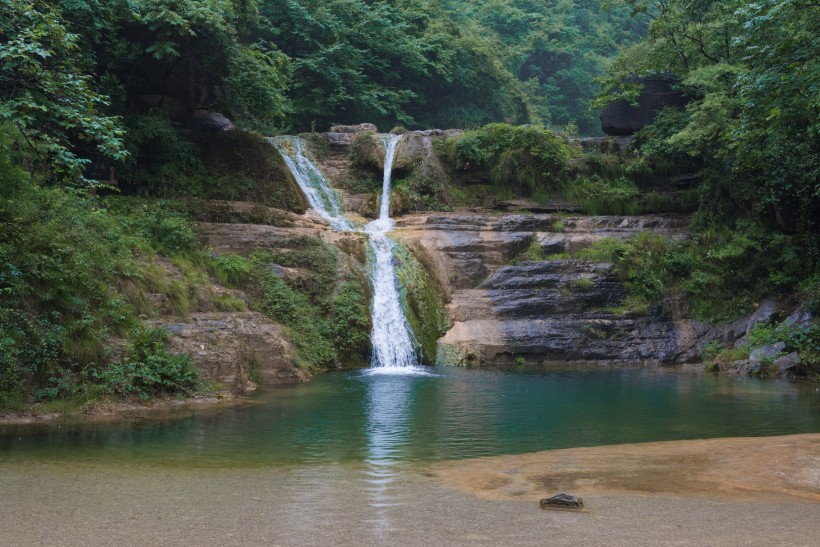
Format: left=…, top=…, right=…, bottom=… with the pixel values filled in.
left=728, top=359, right=752, bottom=374
left=745, top=298, right=788, bottom=335
left=154, top=312, right=308, bottom=393
left=600, top=77, right=688, bottom=136
left=576, top=136, right=627, bottom=154
left=749, top=342, right=786, bottom=365
left=774, top=352, right=802, bottom=374
left=329, top=123, right=377, bottom=133
left=393, top=211, right=695, bottom=365
left=540, top=493, right=584, bottom=509
left=191, top=110, right=236, bottom=132
left=783, top=308, right=813, bottom=327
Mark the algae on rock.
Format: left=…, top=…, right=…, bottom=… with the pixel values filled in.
left=392, top=240, right=451, bottom=364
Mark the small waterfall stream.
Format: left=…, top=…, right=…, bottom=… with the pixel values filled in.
left=273, top=134, right=419, bottom=370
left=364, top=135, right=418, bottom=369
left=269, top=136, right=353, bottom=231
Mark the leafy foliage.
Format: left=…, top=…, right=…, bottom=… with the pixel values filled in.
left=600, top=0, right=820, bottom=232
left=443, top=124, right=574, bottom=194
left=0, top=0, right=126, bottom=181
left=93, top=327, right=201, bottom=400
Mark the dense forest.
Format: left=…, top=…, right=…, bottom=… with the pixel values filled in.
left=1, top=0, right=818, bottom=407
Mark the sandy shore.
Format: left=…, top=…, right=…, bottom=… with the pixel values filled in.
left=1, top=435, right=818, bottom=546
left=432, top=433, right=820, bottom=503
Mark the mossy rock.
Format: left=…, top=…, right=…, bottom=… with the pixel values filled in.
left=392, top=241, right=451, bottom=363
left=349, top=131, right=384, bottom=172
left=192, top=131, right=308, bottom=213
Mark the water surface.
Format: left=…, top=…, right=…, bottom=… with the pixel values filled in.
left=1, top=366, right=818, bottom=467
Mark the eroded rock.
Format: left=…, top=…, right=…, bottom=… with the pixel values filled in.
left=773, top=352, right=802, bottom=375
left=750, top=342, right=786, bottom=365
left=155, top=312, right=308, bottom=393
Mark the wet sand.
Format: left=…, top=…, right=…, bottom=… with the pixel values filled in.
left=433, top=433, right=820, bottom=503
left=1, top=434, right=819, bottom=546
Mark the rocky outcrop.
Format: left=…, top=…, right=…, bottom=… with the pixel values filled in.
left=394, top=212, right=695, bottom=365
left=156, top=312, right=307, bottom=393
left=601, top=77, right=688, bottom=136
left=191, top=110, right=236, bottom=132
left=329, top=123, right=378, bottom=134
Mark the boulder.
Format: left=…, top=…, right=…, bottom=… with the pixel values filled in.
left=745, top=298, right=788, bottom=335
left=191, top=110, right=236, bottom=132
left=783, top=308, right=813, bottom=328
left=540, top=493, right=584, bottom=509
left=155, top=312, right=307, bottom=393
left=600, top=77, right=688, bottom=136
left=749, top=342, right=786, bottom=365
left=774, top=352, right=803, bottom=375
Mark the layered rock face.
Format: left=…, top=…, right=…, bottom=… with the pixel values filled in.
left=394, top=213, right=696, bottom=365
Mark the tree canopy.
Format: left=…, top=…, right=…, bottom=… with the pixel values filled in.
left=599, top=0, right=819, bottom=232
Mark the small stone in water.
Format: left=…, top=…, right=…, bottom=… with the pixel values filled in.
left=540, top=493, right=584, bottom=509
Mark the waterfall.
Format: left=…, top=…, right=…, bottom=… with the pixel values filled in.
left=269, top=136, right=354, bottom=231
left=365, top=135, right=419, bottom=369
left=272, top=133, right=420, bottom=370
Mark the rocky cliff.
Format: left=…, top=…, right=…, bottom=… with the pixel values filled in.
left=392, top=212, right=701, bottom=365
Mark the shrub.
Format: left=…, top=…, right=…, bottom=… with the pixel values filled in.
left=93, top=327, right=200, bottom=400
left=332, top=281, right=371, bottom=357
left=246, top=252, right=335, bottom=370
left=443, top=124, right=574, bottom=194
left=209, top=254, right=252, bottom=287
left=564, top=175, right=640, bottom=215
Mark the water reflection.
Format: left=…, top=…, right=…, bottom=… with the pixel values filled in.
left=362, top=372, right=415, bottom=538
left=1, top=367, right=818, bottom=467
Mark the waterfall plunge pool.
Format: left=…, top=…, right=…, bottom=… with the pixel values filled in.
left=2, top=365, right=818, bottom=468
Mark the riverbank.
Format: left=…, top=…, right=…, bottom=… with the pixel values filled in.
left=0, top=392, right=252, bottom=426
left=0, top=434, right=818, bottom=546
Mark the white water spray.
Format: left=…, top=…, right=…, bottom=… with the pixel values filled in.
left=272, top=133, right=419, bottom=370
left=269, top=136, right=354, bottom=231
left=364, top=135, right=419, bottom=369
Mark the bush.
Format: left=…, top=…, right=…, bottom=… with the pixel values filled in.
left=443, top=124, right=574, bottom=194
left=332, top=281, right=371, bottom=357
left=564, top=175, right=640, bottom=215
left=246, top=251, right=336, bottom=370
left=93, top=327, right=200, bottom=400
left=209, top=254, right=252, bottom=287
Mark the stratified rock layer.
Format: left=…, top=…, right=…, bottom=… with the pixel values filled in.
left=394, top=212, right=696, bottom=365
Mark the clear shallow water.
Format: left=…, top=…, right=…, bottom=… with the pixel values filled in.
left=1, top=366, right=818, bottom=468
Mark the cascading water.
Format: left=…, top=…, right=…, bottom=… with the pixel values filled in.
left=269, top=136, right=354, bottom=231
left=364, top=135, right=419, bottom=369
left=272, top=133, right=420, bottom=370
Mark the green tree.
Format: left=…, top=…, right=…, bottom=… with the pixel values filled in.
left=0, top=0, right=126, bottom=181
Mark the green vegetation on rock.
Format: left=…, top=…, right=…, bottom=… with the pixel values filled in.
left=392, top=242, right=451, bottom=363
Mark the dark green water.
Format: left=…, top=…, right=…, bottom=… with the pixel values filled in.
left=1, top=366, right=819, bottom=467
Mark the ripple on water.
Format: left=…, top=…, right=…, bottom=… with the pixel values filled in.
left=1, top=366, right=818, bottom=468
